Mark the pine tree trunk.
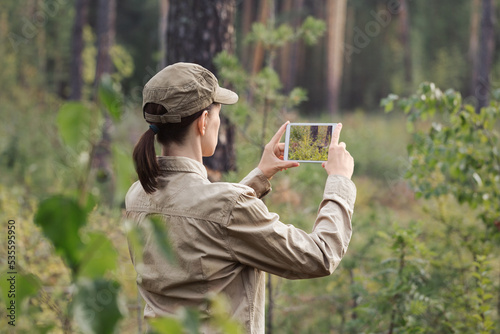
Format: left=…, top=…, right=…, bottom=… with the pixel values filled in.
left=476, top=0, right=495, bottom=112
left=399, top=0, right=412, bottom=86
left=326, top=0, right=347, bottom=115
left=70, top=0, right=89, bottom=100
left=94, top=0, right=116, bottom=85
left=279, top=0, right=302, bottom=93
left=469, top=0, right=481, bottom=97
left=251, top=0, right=270, bottom=74
left=166, top=0, right=237, bottom=178
left=240, top=0, right=256, bottom=71
left=93, top=0, right=117, bottom=205
left=159, top=0, right=169, bottom=69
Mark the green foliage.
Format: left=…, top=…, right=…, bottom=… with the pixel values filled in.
left=0, top=271, right=42, bottom=313
left=125, top=216, right=177, bottom=265
left=383, top=82, right=500, bottom=333
left=366, top=223, right=430, bottom=333
left=98, top=74, right=123, bottom=121
left=56, top=102, right=96, bottom=153
left=34, top=195, right=87, bottom=274
left=72, top=278, right=125, bottom=334
left=147, top=294, right=244, bottom=334
left=79, top=233, right=119, bottom=279
left=383, top=82, right=500, bottom=235
left=245, top=15, right=325, bottom=55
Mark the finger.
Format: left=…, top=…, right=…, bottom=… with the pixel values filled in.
left=279, top=161, right=300, bottom=169
left=330, top=123, right=342, bottom=146
left=274, top=143, right=285, bottom=156
left=339, top=142, right=346, bottom=149
left=269, top=121, right=290, bottom=146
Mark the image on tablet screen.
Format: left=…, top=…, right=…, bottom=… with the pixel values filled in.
left=287, top=124, right=334, bottom=162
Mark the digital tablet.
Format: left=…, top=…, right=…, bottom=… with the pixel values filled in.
left=284, top=123, right=337, bottom=163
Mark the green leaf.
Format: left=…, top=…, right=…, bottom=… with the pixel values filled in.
left=148, top=317, right=184, bottom=334
left=98, top=74, right=122, bottom=121
left=124, top=216, right=177, bottom=266
left=0, top=271, right=41, bottom=313
left=182, top=308, right=201, bottom=334
left=72, top=278, right=125, bottom=334
left=381, top=94, right=398, bottom=113
left=34, top=195, right=87, bottom=273
left=112, top=144, right=136, bottom=203
left=56, top=102, right=93, bottom=151
left=78, top=233, right=118, bottom=279
left=149, top=216, right=177, bottom=264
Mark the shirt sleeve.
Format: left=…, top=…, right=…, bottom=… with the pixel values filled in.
left=239, top=168, right=272, bottom=199
left=226, top=175, right=356, bottom=279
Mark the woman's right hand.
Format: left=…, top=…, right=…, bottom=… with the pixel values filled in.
left=322, top=123, right=354, bottom=179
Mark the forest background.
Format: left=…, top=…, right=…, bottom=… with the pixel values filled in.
left=0, top=0, right=499, bottom=333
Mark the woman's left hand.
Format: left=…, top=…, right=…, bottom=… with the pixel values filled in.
left=258, top=121, right=300, bottom=180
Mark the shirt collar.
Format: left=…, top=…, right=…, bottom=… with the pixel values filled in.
left=157, top=156, right=208, bottom=179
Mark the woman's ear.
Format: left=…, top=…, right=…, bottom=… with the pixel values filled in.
left=197, top=110, right=209, bottom=136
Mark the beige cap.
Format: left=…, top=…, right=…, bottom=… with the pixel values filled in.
left=142, top=62, right=238, bottom=123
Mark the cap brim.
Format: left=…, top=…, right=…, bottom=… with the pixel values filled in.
left=214, top=86, right=238, bottom=105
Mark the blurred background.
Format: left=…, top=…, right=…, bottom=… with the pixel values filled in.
left=0, top=0, right=499, bottom=333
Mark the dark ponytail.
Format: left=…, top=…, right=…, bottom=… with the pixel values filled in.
left=132, top=103, right=217, bottom=194
left=132, top=126, right=159, bottom=194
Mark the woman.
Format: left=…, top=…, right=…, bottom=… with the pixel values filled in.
left=126, top=62, right=356, bottom=333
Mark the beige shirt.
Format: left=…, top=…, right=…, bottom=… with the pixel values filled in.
left=125, top=156, right=356, bottom=333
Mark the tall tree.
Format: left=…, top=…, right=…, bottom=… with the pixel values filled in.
left=468, top=0, right=481, bottom=96
left=279, top=0, right=305, bottom=93
left=399, top=0, right=412, bottom=86
left=165, top=0, right=237, bottom=179
left=475, top=0, right=495, bottom=112
left=326, top=0, right=347, bottom=115
left=93, top=0, right=117, bottom=204
left=94, top=0, right=116, bottom=85
left=159, top=0, right=169, bottom=69
left=240, top=0, right=256, bottom=70
left=251, top=0, right=272, bottom=74
left=70, top=0, right=89, bottom=100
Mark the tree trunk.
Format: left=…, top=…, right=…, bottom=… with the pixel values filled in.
left=70, top=0, right=89, bottom=100
left=469, top=0, right=481, bottom=97
left=240, top=0, right=256, bottom=71
left=251, top=0, right=271, bottom=74
left=326, top=0, right=347, bottom=115
left=159, top=0, right=169, bottom=69
left=166, top=0, right=237, bottom=178
left=93, top=0, right=117, bottom=205
left=476, top=0, right=495, bottom=112
left=94, top=0, right=116, bottom=87
left=399, top=0, right=412, bottom=86
left=279, top=0, right=303, bottom=93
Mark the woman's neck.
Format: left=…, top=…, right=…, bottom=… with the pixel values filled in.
left=161, top=139, right=203, bottom=163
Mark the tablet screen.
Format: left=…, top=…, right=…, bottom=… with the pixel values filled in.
left=285, top=123, right=336, bottom=163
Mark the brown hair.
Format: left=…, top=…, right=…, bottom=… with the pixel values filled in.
left=132, top=103, right=217, bottom=194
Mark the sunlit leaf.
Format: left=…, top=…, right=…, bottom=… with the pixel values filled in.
left=148, top=317, right=184, bottom=334
left=98, top=74, right=122, bottom=121
left=56, top=102, right=92, bottom=152
left=78, top=233, right=118, bottom=279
